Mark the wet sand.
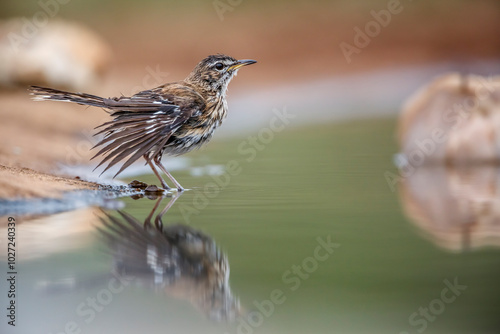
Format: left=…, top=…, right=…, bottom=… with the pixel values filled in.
left=0, top=165, right=98, bottom=199
left=0, top=91, right=105, bottom=199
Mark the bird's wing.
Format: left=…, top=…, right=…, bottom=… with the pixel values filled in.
left=92, top=85, right=205, bottom=177
left=97, top=211, right=180, bottom=277
left=102, top=89, right=178, bottom=113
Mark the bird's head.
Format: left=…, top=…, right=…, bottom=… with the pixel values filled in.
left=185, top=54, right=256, bottom=96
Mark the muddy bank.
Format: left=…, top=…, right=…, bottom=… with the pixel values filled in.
left=0, top=90, right=107, bottom=200
left=0, top=165, right=98, bottom=199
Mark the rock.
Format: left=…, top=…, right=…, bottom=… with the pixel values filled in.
left=144, top=185, right=165, bottom=194
left=0, top=18, right=112, bottom=90
left=128, top=180, right=148, bottom=189
left=130, top=194, right=144, bottom=200
left=399, top=165, right=500, bottom=252
left=398, top=73, right=500, bottom=165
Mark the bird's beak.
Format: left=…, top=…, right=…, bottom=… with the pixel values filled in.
left=229, top=59, right=257, bottom=71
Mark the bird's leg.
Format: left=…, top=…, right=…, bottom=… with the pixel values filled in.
left=144, top=196, right=164, bottom=229
left=155, top=158, right=185, bottom=192
left=154, top=192, right=182, bottom=228
left=146, top=158, right=171, bottom=190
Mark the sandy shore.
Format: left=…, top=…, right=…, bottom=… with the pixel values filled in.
left=0, top=165, right=98, bottom=199
left=0, top=91, right=106, bottom=199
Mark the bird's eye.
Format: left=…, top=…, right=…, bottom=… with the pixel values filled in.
left=215, top=62, right=224, bottom=71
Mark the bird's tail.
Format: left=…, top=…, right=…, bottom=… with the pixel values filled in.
left=28, top=86, right=109, bottom=109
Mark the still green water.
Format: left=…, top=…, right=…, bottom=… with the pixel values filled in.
left=4, top=118, right=499, bottom=334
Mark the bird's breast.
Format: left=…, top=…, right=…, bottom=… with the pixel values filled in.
left=164, top=98, right=227, bottom=155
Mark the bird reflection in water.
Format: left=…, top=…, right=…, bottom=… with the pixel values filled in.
left=400, top=166, right=500, bottom=252
left=98, top=193, right=240, bottom=322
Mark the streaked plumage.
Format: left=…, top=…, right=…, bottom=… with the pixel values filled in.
left=29, top=54, right=256, bottom=191
left=97, top=195, right=240, bottom=321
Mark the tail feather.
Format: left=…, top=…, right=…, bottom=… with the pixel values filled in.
left=28, top=86, right=108, bottom=109
left=28, top=85, right=178, bottom=114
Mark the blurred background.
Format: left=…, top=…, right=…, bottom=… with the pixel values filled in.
left=1, top=1, right=500, bottom=334
left=2, top=0, right=500, bottom=91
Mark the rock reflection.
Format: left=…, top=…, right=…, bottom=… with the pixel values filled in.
left=98, top=194, right=240, bottom=322
left=400, top=166, right=500, bottom=252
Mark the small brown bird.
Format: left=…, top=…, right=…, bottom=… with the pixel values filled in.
left=29, top=54, right=256, bottom=191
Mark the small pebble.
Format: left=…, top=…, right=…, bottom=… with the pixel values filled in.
left=128, top=180, right=148, bottom=189
left=144, top=185, right=164, bottom=193
left=130, top=194, right=144, bottom=200
left=146, top=194, right=160, bottom=200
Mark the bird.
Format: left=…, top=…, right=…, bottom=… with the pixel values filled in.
left=28, top=54, right=256, bottom=191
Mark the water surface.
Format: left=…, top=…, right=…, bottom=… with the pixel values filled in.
left=2, top=118, right=499, bottom=334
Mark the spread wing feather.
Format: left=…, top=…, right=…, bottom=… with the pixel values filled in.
left=93, top=111, right=191, bottom=177
left=29, top=85, right=199, bottom=177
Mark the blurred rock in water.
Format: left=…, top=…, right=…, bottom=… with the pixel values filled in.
left=398, top=73, right=500, bottom=164
left=400, top=165, right=500, bottom=252
left=0, top=18, right=111, bottom=90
